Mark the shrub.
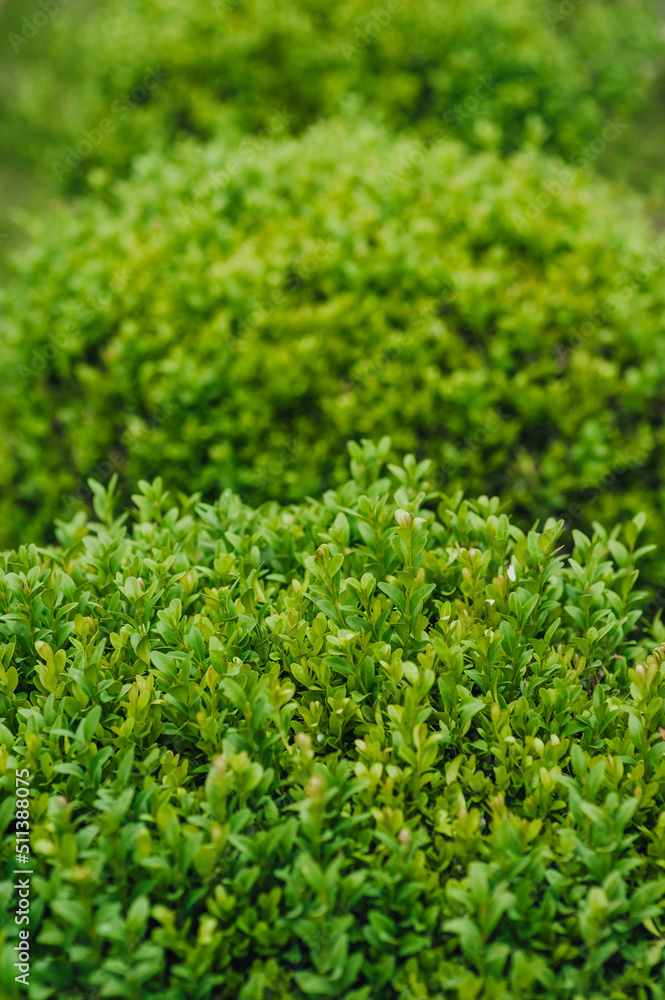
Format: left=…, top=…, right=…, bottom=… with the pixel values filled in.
left=1, top=449, right=665, bottom=998
left=0, top=0, right=661, bottom=190
left=2, top=116, right=665, bottom=578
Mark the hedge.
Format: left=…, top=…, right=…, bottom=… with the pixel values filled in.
left=1, top=447, right=665, bottom=998
left=2, top=116, right=665, bottom=581
left=0, top=0, right=661, bottom=190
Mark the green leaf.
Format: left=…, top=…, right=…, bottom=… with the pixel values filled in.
left=293, top=972, right=338, bottom=996
left=82, top=705, right=102, bottom=744
left=221, top=677, right=246, bottom=710
left=499, top=620, right=517, bottom=655
left=377, top=582, right=407, bottom=614
left=51, top=899, right=89, bottom=928
left=459, top=697, right=485, bottom=734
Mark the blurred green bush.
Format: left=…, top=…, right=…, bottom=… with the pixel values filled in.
left=0, top=0, right=661, bottom=191
left=2, top=117, right=665, bottom=565
left=1, top=452, right=665, bottom=998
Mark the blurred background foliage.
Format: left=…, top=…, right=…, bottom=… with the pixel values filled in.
left=2, top=118, right=665, bottom=560
left=1, top=0, right=665, bottom=240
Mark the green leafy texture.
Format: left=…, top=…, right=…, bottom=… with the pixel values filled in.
left=0, top=0, right=660, bottom=191
left=1, top=449, right=665, bottom=998
left=2, top=116, right=665, bottom=582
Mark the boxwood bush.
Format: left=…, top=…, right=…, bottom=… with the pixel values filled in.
left=3, top=116, right=665, bottom=575
left=0, top=0, right=661, bottom=190
left=1, top=447, right=665, bottom=998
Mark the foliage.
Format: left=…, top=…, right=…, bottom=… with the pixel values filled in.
left=0, top=0, right=661, bottom=191
left=1, top=449, right=665, bottom=998
left=2, top=117, right=665, bottom=581
left=2, top=2, right=665, bottom=995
